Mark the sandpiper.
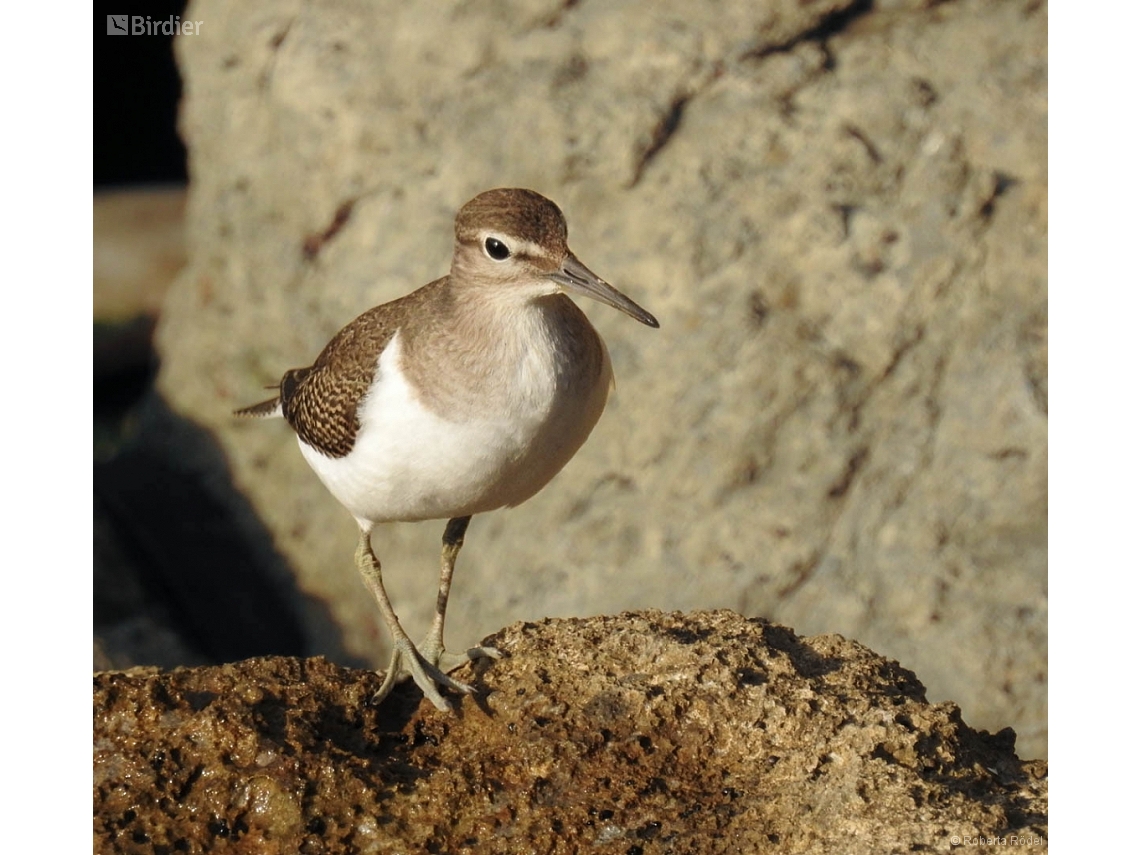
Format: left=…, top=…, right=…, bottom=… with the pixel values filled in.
left=237, top=188, right=658, bottom=711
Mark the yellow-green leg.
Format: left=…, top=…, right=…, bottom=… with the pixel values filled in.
left=355, top=519, right=499, bottom=711
left=419, top=516, right=501, bottom=674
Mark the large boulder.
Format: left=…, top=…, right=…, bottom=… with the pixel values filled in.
left=156, top=0, right=1047, bottom=757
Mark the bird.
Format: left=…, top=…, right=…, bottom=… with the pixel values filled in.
left=236, top=188, right=658, bottom=711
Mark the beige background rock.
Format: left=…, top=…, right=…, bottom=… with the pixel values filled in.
left=156, top=0, right=1047, bottom=757
left=94, top=187, right=187, bottom=323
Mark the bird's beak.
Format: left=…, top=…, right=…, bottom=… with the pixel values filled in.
left=547, top=253, right=659, bottom=328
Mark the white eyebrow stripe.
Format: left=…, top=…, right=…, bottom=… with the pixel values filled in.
left=513, top=239, right=548, bottom=258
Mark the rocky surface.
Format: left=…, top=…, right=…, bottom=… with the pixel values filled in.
left=93, top=611, right=1047, bottom=854
left=153, top=0, right=1047, bottom=757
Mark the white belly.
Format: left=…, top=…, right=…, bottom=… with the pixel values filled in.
left=299, top=330, right=611, bottom=528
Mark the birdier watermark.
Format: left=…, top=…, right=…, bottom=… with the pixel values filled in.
left=949, top=834, right=1046, bottom=847
left=106, top=15, right=203, bottom=36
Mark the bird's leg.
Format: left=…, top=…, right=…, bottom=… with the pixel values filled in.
left=354, top=528, right=475, bottom=711
left=420, top=516, right=502, bottom=674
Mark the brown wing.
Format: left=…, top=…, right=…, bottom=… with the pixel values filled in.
left=280, top=362, right=373, bottom=458
left=277, top=298, right=415, bottom=458
left=239, top=277, right=451, bottom=458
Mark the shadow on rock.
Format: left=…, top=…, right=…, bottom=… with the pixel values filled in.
left=95, top=370, right=357, bottom=669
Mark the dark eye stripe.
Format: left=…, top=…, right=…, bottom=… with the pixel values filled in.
left=484, top=237, right=511, bottom=261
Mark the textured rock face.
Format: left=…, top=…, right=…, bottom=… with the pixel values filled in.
left=93, top=611, right=1047, bottom=854
left=157, top=0, right=1047, bottom=757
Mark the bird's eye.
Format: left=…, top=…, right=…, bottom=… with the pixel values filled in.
left=484, top=237, right=511, bottom=261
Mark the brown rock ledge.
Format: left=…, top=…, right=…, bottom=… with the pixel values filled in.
left=93, top=610, right=1046, bottom=854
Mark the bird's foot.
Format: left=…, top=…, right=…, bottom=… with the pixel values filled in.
left=373, top=637, right=502, bottom=712
left=420, top=634, right=503, bottom=675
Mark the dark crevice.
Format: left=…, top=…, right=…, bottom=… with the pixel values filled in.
left=827, top=446, right=870, bottom=499
left=775, top=549, right=824, bottom=599
left=833, top=203, right=858, bottom=239
left=988, top=448, right=1028, bottom=461
left=880, top=323, right=927, bottom=383
left=629, top=94, right=690, bottom=188
left=625, top=0, right=874, bottom=187
left=303, top=198, right=357, bottom=260
left=256, top=16, right=298, bottom=91
left=838, top=322, right=925, bottom=434
left=843, top=124, right=883, bottom=164
left=539, top=0, right=582, bottom=29
left=978, top=171, right=1019, bottom=221
left=269, top=27, right=290, bottom=49
left=747, top=0, right=875, bottom=62
left=749, top=291, right=770, bottom=327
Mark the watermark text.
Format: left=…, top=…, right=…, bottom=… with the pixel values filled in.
left=107, top=15, right=202, bottom=36
left=950, top=834, right=1046, bottom=847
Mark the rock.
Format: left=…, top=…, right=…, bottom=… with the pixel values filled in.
left=93, top=610, right=1047, bottom=854
left=95, top=185, right=191, bottom=670
left=154, top=0, right=1047, bottom=758
left=94, top=186, right=187, bottom=324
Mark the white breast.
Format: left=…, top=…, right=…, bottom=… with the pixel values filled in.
left=298, top=327, right=611, bottom=529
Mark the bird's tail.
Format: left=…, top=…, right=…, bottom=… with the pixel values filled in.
left=234, top=396, right=283, bottom=418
